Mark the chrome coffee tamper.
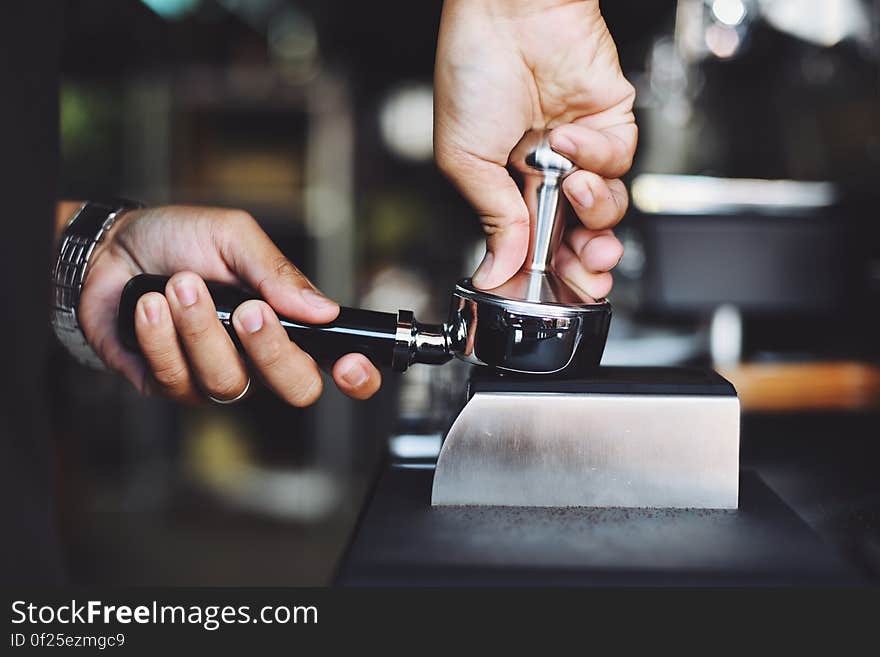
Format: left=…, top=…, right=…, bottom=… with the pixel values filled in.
left=118, top=130, right=611, bottom=377
left=446, top=130, right=611, bottom=375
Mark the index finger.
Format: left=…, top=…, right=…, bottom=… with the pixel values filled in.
left=548, top=122, right=637, bottom=179
left=215, top=211, right=340, bottom=324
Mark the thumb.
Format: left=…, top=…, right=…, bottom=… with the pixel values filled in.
left=222, top=214, right=340, bottom=323
left=437, top=150, right=529, bottom=290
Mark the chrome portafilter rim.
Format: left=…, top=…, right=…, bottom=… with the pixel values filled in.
left=452, top=278, right=610, bottom=317
left=445, top=278, right=612, bottom=376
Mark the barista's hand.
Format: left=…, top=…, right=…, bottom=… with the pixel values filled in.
left=78, top=206, right=381, bottom=404
left=434, top=0, right=636, bottom=299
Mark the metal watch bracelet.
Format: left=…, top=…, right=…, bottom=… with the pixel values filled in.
left=50, top=199, right=144, bottom=370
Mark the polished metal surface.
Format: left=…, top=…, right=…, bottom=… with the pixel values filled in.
left=446, top=279, right=610, bottom=375
left=432, top=392, right=740, bottom=509
left=52, top=200, right=144, bottom=370
left=486, top=268, right=586, bottom=306
left=395, top=310, right=452, bottom=370
left=410, top=319, right=452, bottom=365
left=485, top=130, right=584, bottom=304
left=508, top=130, right=577, bottom=275
left=392, top=309, right=415, bottom=372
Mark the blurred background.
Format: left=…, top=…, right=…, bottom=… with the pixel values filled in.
left=54, top=0, right=880, bottom=584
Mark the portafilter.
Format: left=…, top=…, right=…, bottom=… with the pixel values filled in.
left=119, top=130, right=612, bottom=377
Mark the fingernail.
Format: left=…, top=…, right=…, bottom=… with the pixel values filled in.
left=141, top=296, right=161, bottom=325
left=550, top=131, right=576, bottom=157
left=301, top=288, right=337, bottom=310
left=238, top=303, right=264, bottom=334
left=173, top=279, right=198, bottom=307
left=472, top=251, right=494, bottom=288
left=339, top=361, right=368, bottom=388
left=571, top=183, right=594, bottom=208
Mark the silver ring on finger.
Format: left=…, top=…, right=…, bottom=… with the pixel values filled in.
left=207, top=376, right=251, bottom=406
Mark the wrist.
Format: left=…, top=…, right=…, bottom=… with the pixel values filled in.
left=86, top=206, right=140, bottom=275
left=50, top=200, right=145, bottom=370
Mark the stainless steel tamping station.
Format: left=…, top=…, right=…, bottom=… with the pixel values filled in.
left=118, top=130, right=740, bottom=510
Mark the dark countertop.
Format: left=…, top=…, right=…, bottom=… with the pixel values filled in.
left=740, top=413, right=880, bottom=580
left=338, top=466, right=861, bottom=586
left=338, top=412, right=880, bottom=586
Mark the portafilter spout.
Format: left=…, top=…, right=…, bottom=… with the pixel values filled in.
left=118, top=131, right=611, bottom=376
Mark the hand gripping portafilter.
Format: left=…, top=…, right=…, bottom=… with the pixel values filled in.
left=118, top=131, right=611, bottom=376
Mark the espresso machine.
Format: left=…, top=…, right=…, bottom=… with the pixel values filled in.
left=119, top=130, right=740, bottom=511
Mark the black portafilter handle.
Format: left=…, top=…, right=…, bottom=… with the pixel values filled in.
left=117, top=274, right=451, bottom=372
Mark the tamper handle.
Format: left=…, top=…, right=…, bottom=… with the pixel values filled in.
left=508, top=130, right=576, bottom=273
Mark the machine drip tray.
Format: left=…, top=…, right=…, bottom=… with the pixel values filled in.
left=337, top=464, right=862, bottom=586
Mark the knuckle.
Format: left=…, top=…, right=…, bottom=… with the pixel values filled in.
left=152, top=360, right=190, bottom=391
left=235, top=208, right=256, bottom=224
left=223, top=208, right=256, bottom=229
left=285, top=373, right=322, bottom=408
left=480, top=211, right=529, bottom=237
left=617, top=188, right=630, bottom=215
left=508, top=211, right=531, bottom=229
left=594, top=272, right=614, bottom=294
left=573, top=237, right=592, bottom=260
left=602, top=149, right=620, bottom=174
left=212, top=209, right=257, bottom=247
left=617, top=153, right=634, bottom=176
left=256, top=339, right=287, bottom=371
left=622, top=79, right=637, bottom=106
left=479, top=218, right=501, bottom=236
left=594, top=210, right=618, bottom=230
left=602, top=181, right=629, bottom=217
left=207, top=370, right=247, bottom=400
left=258, top=256, right=304, bottom=298
left=273, top=255, right=301, bottom=280
left=434, top=143, right=481, bottom=183
left=612, top=131, right=636, bottom=175
left=180, top=321, right=213, bottom=343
